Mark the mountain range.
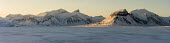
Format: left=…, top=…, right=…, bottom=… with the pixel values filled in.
left=84, top=9, right=170, bottom=27
left=0, top=9, right=170, bottom=27
left=0, top=9, right=105, bottom=27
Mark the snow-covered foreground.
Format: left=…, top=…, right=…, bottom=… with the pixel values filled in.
left=0, top=27, right=170, bottom=43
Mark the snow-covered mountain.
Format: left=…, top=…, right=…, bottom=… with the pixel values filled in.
left=85, top=9, right=170, bottom=26
left=35, top=9, right=105, bottom=26
left=0, top=17, right=16, bottom=27
left=162, top=17, right=170, bottom=23
left=1, top=9, right=170, bottom=27
left=2, top=9, right=105, bottom=26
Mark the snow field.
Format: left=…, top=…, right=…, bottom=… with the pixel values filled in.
left=0, top=27, right=170, bottom=43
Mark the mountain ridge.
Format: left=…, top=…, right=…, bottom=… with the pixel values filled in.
left=83, top=9, right=170, bottom=27
left=0, top=9, right=105, bottom=27
left=0, top=9, right=170, bottom=27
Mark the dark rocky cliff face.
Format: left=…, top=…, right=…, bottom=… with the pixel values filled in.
left=110, top=9, right=129, bottom=16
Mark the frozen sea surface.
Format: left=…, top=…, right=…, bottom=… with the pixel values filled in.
left=0, top=26, right=170, bottom=43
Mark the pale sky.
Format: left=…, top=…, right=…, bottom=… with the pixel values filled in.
left=0, top=0, right=170, bottom=17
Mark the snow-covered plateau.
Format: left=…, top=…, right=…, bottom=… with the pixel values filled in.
left=0, top=26, right=170, bottom=43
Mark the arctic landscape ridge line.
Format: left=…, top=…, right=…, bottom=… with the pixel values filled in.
left=83, top=9, right=170, bottom=27
left=0, top=9, right=170, bottom=27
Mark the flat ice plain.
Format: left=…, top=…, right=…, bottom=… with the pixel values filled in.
left=0, top=26, right=170, bottom=43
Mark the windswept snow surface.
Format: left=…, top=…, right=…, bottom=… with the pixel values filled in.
left=0, top=27, right=170, bottom=43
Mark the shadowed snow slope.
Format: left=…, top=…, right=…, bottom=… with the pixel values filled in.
left=84, top=9, right=170, bottom=27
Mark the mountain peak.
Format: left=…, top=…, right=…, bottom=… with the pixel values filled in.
left=73, top=9, right=80, bottom=12
left=134, top=9, right=148, bottom=11
left=131, top=9, right=157, bottom=16
left=110, top=9, right=128, bottom=16
left=50, top=9, right=69, bottom=13
left=57, top=8, right=67, bottom=11
left=131, top=9, right=149, bottom=13
left=6, top=14, right=23, bottom=17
